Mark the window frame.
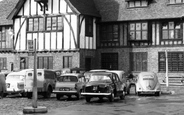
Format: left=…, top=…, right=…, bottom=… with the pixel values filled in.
left=37, top=56, right=53, bottom=69
left=63, top=56, right=72, bottom=68
left=0, top=58, right=7, bottom=70
left=168, top=0, right=184, bottom=5
left=85, top=16, right=93, bottom=37
left=130, top=52, right=147, bottom=72
left=158, top=52, right=184, bottom=72
left=161, top=20, right=183, bottom=41
left=27, top=16, right=64, bottom=32
left=126, top=0, right=149, bottom=8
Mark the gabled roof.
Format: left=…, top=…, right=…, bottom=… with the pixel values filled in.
left=7, top=0, right=101, bottom=20
left=66, top=0, right=100, bottom=17
left=93, top=0, right=184, bottom=22
left=0, top=0, right=19, bottom=25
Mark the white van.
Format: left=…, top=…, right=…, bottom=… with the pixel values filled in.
left=24, top=69, right=57, bottom=98
left=6, top=70, right=28, bottom=96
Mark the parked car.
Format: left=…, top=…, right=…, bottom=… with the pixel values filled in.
left=24, top=69, right=57, bottom=98
left=136, top=72, right=161, bottom=96
left=81, top=72, right=126, bottom=102
left=84, top=69, right=109, bottom=82
left=53, top=73, right=86, bottom=100
left=126, top=73, right=138, bottom=95
left=107, top=70, right=128, bottom=94
left=6, top=70, right=27, bottom=96
left=0, top=73, right=7, bottom=98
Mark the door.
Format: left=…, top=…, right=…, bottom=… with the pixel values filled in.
left=85, top=57, right=91, bottom=71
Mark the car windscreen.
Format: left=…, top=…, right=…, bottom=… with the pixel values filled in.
left=58, top=76, right=78, bottom=82
left=89, top=75, right=111, bottom=82
left=142, top=75, right=154, bottom=80
left=6, top=75, right=24, bottom=81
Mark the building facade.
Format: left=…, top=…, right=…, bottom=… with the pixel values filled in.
left=1, top=0, right=184, bottom=83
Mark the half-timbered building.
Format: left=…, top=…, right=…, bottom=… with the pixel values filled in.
left=2, top=0, right=184, bottom=85
left=7, top=0, right=100, bottom=71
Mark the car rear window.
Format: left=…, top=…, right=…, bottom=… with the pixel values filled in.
left=58, top=76, right=78, bottom=82
left=89, top=75, right=111, bottom=82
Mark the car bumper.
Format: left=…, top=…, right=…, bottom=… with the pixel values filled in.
left=137, top=90, right=160, bottom=94
left=6, top=89, right=24, bottom=93
left=81, top=92, right=111, bottom=96
left=53, top=90, right=78, bottom=94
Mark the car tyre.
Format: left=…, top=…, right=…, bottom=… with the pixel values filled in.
left=44, top=86, right=52, bottom=98
left=56, top=94, right=61, bottom=100
left=155, top=91, right=160, bottom=96
left=109, top=92, right=114, bottom=102
left=120, top=91, right=125, bottom=100
left=27, top=92, right=32, bottom=99
left=85, top=97, right=91, bottom=102
left=76, top=91, right=81, bottom=100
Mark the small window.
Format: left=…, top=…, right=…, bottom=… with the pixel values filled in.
left=63, top=56, right=72, bottom=68
left=85, top=16, right=93, bottom=37
left=126, top=0, right=149, bottom=8
left=28, top=73, right=32, bottom=76
left=168, top=0, right=184, bottom=4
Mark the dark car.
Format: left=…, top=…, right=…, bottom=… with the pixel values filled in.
left=81, top=72, right=126, bottom=102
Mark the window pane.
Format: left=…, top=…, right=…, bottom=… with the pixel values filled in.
left=162, top=30, right=168, bottom=39
left=135, top=1, right=141, bottom=7
left=39, top=18, right=44, bottom=31
left=136, top=31, right=141, bottom=40
left=28, top=19, right=33, bottom=31
left=142, top=23, right=147, bottom=30
left=58, top=17, right=63, bottom=30
left=52, top=17, right=57, bottom=30
left=136, top=23, right=141, bottom=30
left=176, top=0, right=182, bottom=3
left=34, top=18, right=39, bottom=31
left=169, top=22, right=174, bottom=29
left=130, top=23, right=135, bottom=30
left=169, top=0, right=175, bottom=4
left=46, top=17, right=51, bottom=30
left=142, top=31, right=147, bottom=40
left=48, top=57, right=53, bottom=69
left=169, top=30, right=174, bottom=39
left=129, top=2, right=134, bottom=7
left=43, top=57, right=48, bottom=69
left=141, top=0, right=148, bottom=6
left=130, top=31, right=135, bottom=40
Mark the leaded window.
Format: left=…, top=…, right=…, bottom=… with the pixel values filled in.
left=37, top=56, right=53, bottom=69
left=129, top=22, right=148, bottom=41
left=63, top=56, right=72, bottom=68
left=130, top=52, right=147, bottom=71
left=126, top=0, right=148, bottom=8
left=159, top=52, right=184, bottom=72
left=162, top=21, right=182, bottom=40
left=27, top=16, right=63, bottom=32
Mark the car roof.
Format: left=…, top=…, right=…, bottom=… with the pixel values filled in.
left=138, top=72, right=156, bottom=77
left=89, top=69, right=109, bottom=72
left=60, top=73, right=84, bottom=77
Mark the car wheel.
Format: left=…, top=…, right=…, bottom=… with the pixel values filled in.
left=0, top=91, right=3, bottom=98
left=85, top=97, right=91, bottom=102
left=155, top=91, right=160, bottom=96
left=109, top=92, right=114, bottom=102
left=44, top=86, right=52, bottom=98
left=76, top=91, right=81, bottom=100
left=27, top=92, right=32, bottom=99
left=56, top=94, right=61, bottom=100
left=137, top=92, right=141, bottom=96
left=120, top=91, right=125, bottom=100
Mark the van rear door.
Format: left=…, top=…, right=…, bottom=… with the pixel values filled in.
left=37, top=71, right=44, bottom=88
left=25, top=71, right=33, bottom=91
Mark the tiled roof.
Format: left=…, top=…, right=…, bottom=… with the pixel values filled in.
left=66, top=0, right=100, bottom=17
left=8, top=0, right=101, bottom=20
left=93, top=0, right=184, bottom=22
left=0, top=0, right=19, bottom=25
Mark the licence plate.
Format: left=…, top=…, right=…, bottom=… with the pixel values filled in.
left=59, top=88, right=70, bottom=91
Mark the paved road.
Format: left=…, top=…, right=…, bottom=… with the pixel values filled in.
left=1, top=93, right=184, bottom=115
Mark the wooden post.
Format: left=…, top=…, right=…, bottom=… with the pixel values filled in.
left=32, top=38, right=37, bottom=108
left=165, top=50, right=169, bottom=88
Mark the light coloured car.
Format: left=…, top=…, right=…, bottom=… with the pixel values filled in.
left=136, top=72, right=161, bottom=96
left=6, top=70, right=26, bottom=96
left=53, top=73, right=86, bottom=100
